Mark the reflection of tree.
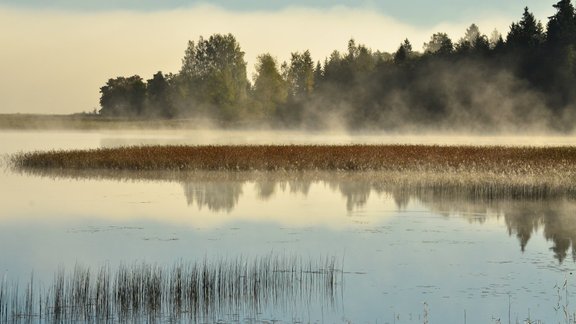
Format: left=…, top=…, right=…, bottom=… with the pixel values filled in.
left=504, top=201, right=576, bottom=263
left=420, top=195, right=576, bottom=263
left=286, top=180, right=311, bottom=195
left=541, top=206, right=576, bottom=263
left=182, top=181, right=243, bottom=213
left=254, top=180, right=276, bottom=200
left=503, top=204, right=542, bottom=252
left=334, top=181, right=372, bottom=212
left=504, top=201, right=550, bottom=252
left=414, top=190, right=493, bottom=223
left=390, top=189, right=411, bottom=210
left=178, top=176, right=576, bottom=262
left=25, top=165, right=576, bottom=263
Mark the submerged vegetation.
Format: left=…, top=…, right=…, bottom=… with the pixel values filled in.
left=98, top=1, right=576, bottom=132
left=0, top=255, right=340, bottom=323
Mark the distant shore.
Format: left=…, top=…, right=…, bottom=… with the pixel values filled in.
left=0, top=113, right=224, bottom=130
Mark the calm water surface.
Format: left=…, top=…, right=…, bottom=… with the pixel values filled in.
left=1, top=130, right=576, bottom=323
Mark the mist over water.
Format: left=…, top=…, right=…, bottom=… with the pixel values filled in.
left=1, top=130, right=576, bottom=322
left=95, top=130, right=576, bottom=147
left=2, top=0, right=576, bottom=321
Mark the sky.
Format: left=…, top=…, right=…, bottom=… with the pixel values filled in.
left=0, top=0, right=558, bottom=114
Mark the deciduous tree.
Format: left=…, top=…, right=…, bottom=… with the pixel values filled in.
left=99, top=75, right=146, bottom=117
left=252, top=54, right=288, bottom=119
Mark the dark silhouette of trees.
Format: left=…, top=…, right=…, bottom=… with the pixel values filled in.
left=541, top=0, right=576, bottom=113
left=424, top=33, right=453, bottom=55
left=99, top=76, right=146, bottom=117
left=454, top=24, right=491, bottom=56
left=97, top=1, right=576, bottom=132
left=146, top=72, right=175, bottom=118
left=507, top=7, right=545, bottom=50
left=547, top=0, right=576, bottom=47
left=394, top=39, right=413, bottom=63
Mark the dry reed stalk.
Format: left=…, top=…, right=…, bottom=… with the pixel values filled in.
left=12, top=145, right=576, bottom=174
left=0, top=256, right=340, bottom=322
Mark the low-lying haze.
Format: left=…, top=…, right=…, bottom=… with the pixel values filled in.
left=0, top=4, right=553, bottom=114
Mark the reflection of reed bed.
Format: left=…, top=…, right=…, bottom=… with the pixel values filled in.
left=14, top=164, right=576, bottom=200
left=0, top=255, right=340, bottom=323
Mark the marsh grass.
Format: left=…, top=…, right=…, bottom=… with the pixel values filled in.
left=0, top=255, right=340, bottom=323
left=12, top=145, right=576, bottom=200
left=12, top=145, right=576, bottom=173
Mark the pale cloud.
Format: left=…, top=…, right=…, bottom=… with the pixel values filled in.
left=0, top=5, right=514, bottom=114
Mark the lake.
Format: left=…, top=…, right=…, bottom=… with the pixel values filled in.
left=1, top=130, right=576, bottom=323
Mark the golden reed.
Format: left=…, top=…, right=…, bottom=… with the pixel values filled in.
left=12, top=145, right=576, bottom=174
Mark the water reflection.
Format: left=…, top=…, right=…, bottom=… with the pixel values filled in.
left=183, top=181, right=243, bottom=213
left=395, top=190, right=576, bottom=263
left=15, top=168, right=576, bottom=263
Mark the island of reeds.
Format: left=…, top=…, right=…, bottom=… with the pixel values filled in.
left=11, top=145, right=576, bottom=199
left=13, top=144, right=576, bottom=173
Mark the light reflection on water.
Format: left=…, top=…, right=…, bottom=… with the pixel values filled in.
left=1, top=130, right=576, bottom=323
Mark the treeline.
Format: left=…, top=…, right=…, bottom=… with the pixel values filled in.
left=99, top=1, right=576, bottom=131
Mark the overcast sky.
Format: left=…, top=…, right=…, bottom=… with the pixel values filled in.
left=0, top=1, right=557, bottom=114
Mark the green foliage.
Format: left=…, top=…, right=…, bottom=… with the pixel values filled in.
left=99, top=76, right=146, bottom=117
left=284, top=50, right=315, bottom=99
left=252, top=54, right=288, bottom=119
left=146, top=72, right=175, bottom=118
left=347, top=39, right=376, bottom=74
left=179, top=34, right=248, bottom=120
left=97, top=2, right=576, bottom=131
left=424, top=33, right=453, bottom=55
left=320, top=39, right=376, bottom=86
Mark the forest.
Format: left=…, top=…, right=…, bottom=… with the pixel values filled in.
left=98, top=0, right=576, bottom=132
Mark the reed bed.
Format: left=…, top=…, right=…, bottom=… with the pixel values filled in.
left=12, top=145, right=576, bottom=174
left=0, top=255, right=340, bottom=323
left=12, top=145, right=576, bottom=200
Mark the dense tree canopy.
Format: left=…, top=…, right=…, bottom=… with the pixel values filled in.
left=98, top=1, right=576, bottom=132
left=424, top=33, right=453, bottom=55
left=99, top=76, right=146, bottom=117
left=507, top=7, right=545, bottom=50
left=178, top=34, right=248, bottom=120
left=251, top=54, right=287, bottom=120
